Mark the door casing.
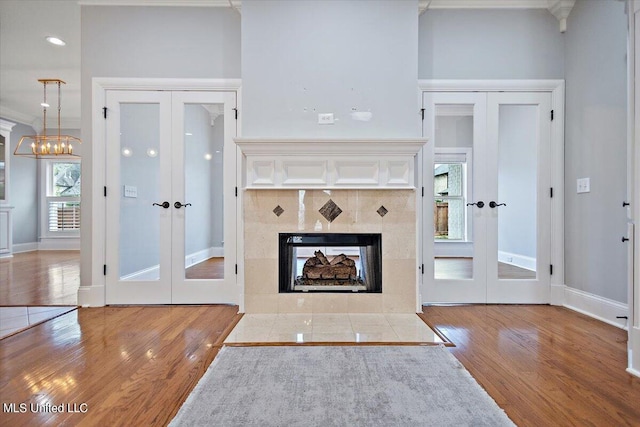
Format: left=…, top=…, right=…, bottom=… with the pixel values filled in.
left=418, top=80, right=565, bottom=306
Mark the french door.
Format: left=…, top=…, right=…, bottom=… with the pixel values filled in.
left=105, top=90, right=237, bottom=304
left=423, top=91, right=552, bottom=303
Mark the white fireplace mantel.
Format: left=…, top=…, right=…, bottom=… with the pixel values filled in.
left=234, top=138, right=427, bottom=189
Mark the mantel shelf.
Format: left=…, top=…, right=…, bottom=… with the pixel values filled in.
left=235, top=138, right=428, bottom=190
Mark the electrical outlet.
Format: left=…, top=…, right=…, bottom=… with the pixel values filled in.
left=576, top=178, right=590, bottom=194
left=318, top=113, right=334, bottom=125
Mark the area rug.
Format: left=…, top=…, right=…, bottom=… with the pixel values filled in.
left=170, top=345, right=514, bottom=427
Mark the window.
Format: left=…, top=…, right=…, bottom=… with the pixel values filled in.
left=434, top=149, right=472, bottom=241
left=46, top=161, right=81, bottom=232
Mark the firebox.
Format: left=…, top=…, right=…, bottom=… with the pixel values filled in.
left=279, top=233, right=382, bottom=293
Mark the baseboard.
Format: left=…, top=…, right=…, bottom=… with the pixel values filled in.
left=120, top=265, right=159, bottom=281
left=626, top=367, right=640, bottom=378
left=563, top=286, right=628, bottom=329
left=77, top=285, right=105, bottom=307
left=38, top=237, right=80, bottom=251
left=12, top=242, right=38, bottom=253
left=185, top=246, right=223, bottom=268
left=497, top=250, right=535, bottom=271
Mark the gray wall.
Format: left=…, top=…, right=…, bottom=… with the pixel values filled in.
left=564, top=0, right=628, bottom=302
left=4, top=120, right=38, bottom=245
left=241, top=0, right=420, bottom=137
left=419, top=9, right=564, bottom=79
left=80, top=6, right=241, bottom=285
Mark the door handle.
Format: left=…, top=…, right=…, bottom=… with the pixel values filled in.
left=466, top=201, right=484, bottom=208
left=152, top=201, right=170, bottom=209
left=489, top=201, right=506, bottom=208
left=174, top=202, right=192, bottom=209
left=622, top=237, right=630, bottom=243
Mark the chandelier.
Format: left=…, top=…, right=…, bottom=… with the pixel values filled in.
left=14, top=79, right=81, bottom=158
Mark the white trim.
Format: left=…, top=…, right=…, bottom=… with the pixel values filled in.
left=79, top=0, right=231, bottom=6
left=550, top=284, right=565, bottom=306
left=236, top=138, right=426, bottom=190
left=419, top=79, right=565, bottom=93
left=120, top=264, right=159, bottom=281
left=563, top=287, right=629, bottom=330
left=497, top=251, right=536, bottom=271
left=185, top=246, right=223, bottom=268
left=82, top=77, right=242, bottom=307
left=38, top=237, right=81, bottom=251
left=12, top=242, right=38, bottom=253
left=0, top=108, right=35, bottom=128
left=427, top=0, right=555, bottom=9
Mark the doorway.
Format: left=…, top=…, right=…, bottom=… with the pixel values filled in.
left=105, top=90, right=237, bottom=304
left=423, top=89, right=555, bottom=304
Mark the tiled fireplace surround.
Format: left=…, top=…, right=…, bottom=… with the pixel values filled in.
left=237, top=138, right=426, bottom=314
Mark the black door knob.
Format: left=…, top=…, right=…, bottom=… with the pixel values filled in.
left=152, top=201, right=170, bottom=209
left=174, top=202, right=192, bottom=209
left=622, top=237, right=630, bottom=242
left=466, top=201, right=484, bottom=208
left=489, top=201, right=507, bottom=208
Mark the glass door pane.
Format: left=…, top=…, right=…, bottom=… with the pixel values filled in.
left=119, top=103, right=162, bottom=281
left=496, top=105, right=537, bottom=280
left=182, top=103, right=225, bottom=280
left=433, top=105, right=475, bottom=281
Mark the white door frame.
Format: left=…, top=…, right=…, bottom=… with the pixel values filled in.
left=79, top=78, right=242, bottom=308
left=418, top=80, right=565, bottom=306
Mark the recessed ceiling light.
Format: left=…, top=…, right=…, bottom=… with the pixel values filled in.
left=46, top=36, right=66, bottom=46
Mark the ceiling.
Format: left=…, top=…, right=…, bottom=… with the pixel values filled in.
left=0, top=1, right=82, bottom=130
left=0, top=0, right=571, bottom=131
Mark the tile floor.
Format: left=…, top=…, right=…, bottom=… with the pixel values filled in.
left=0, top=306, right=77, bottom=339
left=224, top=313, right=445, bottom=344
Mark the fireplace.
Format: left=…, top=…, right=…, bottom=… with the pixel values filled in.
left=279, top=233, right=382, bottom=293
left=235, top=137, right=426, bottom=314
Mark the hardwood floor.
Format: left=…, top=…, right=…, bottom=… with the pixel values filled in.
left=421, top=305, right=640, bottom=427
left=0, top=305, right=241, bottom=426
left=0, top=251, right=80, bottom=306
left=184, top=257, right=224, bottom=280
left=1, top=304, right=637, bottom=426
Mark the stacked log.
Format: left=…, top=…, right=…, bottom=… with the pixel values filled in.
left=302, top=250, right=356, bottom=280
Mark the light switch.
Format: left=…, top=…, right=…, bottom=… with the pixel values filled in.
left=576, top=178, right=590, bottom=194
left=123, top=185, right=137, bottom=198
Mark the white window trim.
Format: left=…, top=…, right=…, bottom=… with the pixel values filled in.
left=39, top=159, right=81, bottom=241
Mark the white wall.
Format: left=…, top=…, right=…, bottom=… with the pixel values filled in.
left=564, top=0, right=628, bottom=303
left=419, top=9, right=564, bottom=79
left=241, top=0, right=420, bottom=138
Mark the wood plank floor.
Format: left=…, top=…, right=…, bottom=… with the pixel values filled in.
left=0, top=251, right=80, bottom=306
left=0, top=305, right=241, bottom=426
left=421, top=305, right=640, bottom=427
left=1, top=305, right=638, bottom=426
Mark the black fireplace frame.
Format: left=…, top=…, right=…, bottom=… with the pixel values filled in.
left=278, top=233, right=382, bottom=293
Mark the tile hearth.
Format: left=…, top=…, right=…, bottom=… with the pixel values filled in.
left=224, top=313, right=445, bottom=344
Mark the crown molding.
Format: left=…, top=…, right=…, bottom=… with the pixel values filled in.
left=78, top=0, right=231, bottom=6
left=0, top=107, right=36, bottom=129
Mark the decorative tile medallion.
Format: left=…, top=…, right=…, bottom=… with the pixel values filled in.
left=377, top=205, right=389, bottom=217
left=319, top=199, right=342, bottom=222
left=273, top=205, right=284, bottom=217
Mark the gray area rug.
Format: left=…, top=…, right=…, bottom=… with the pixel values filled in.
left=170, top=345, right=514, bottom=427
